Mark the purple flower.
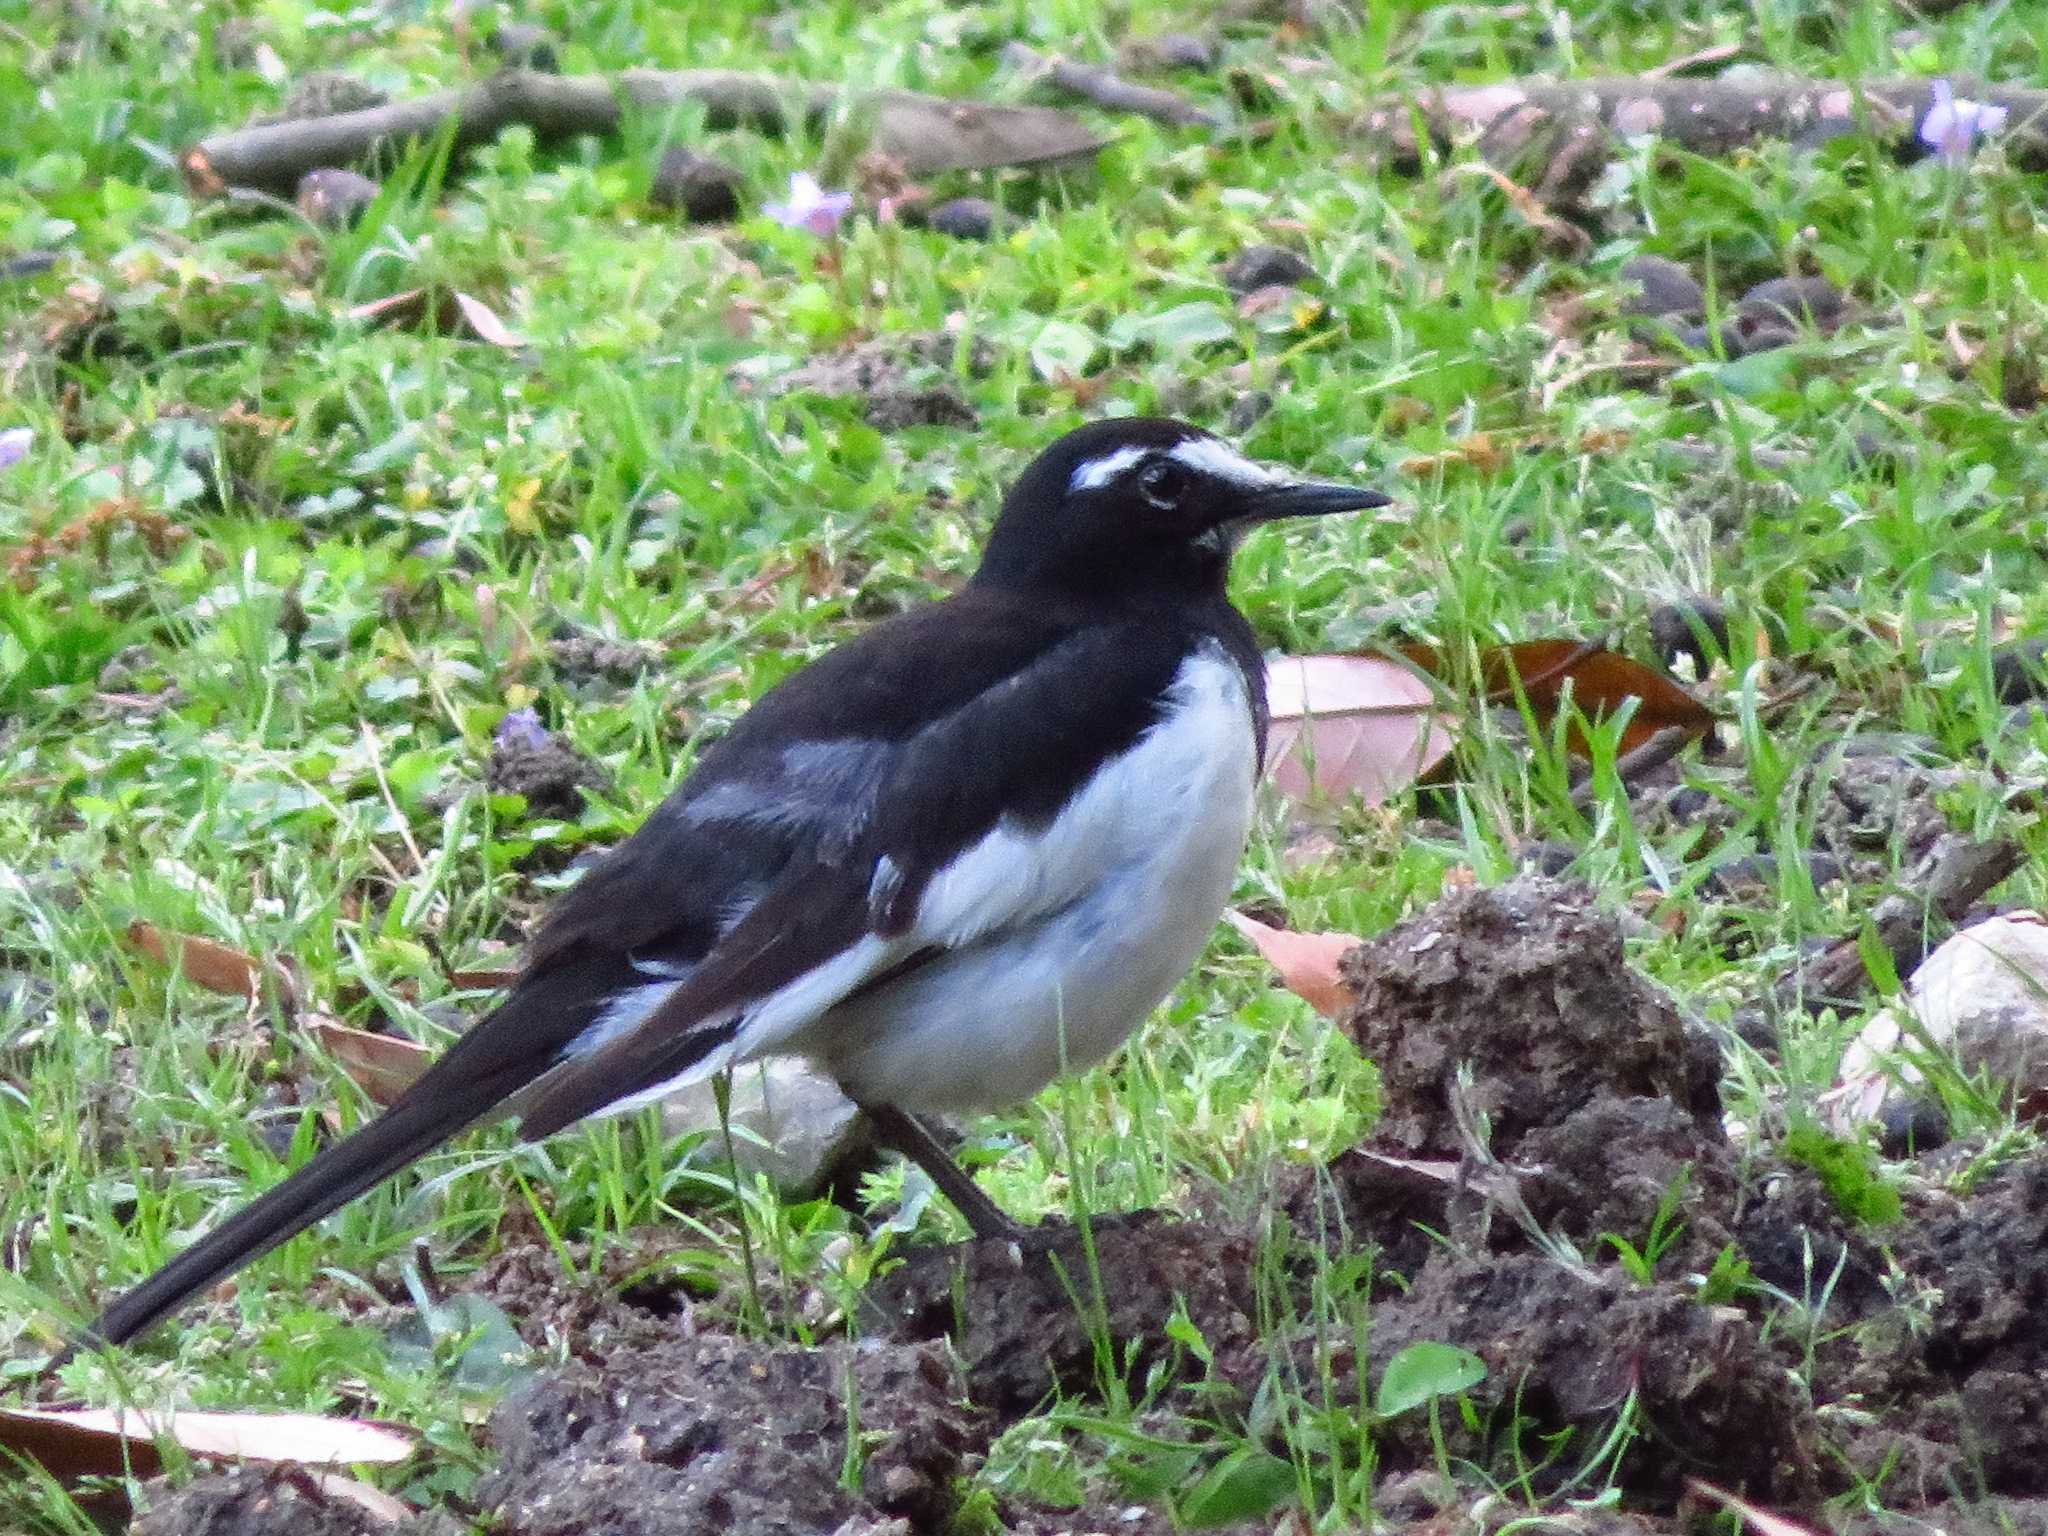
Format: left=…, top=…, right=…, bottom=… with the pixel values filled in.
left=494, top=707, right=551, bottom=752
left=1920, top=78, right=2008, bottom=165
left=0, top=427, right=31, bottom=470
left=764, top=171, right=854, bottom=238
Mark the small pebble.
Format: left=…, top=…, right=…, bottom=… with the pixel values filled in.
left=1618, top=254, right=1703, bottom=319
left=1992, top=639, right=2048, bottom=704
left=1221, top=243, right=1315, bottom=296
left=1126, top=30, right=1218, bottom=70
left=1877, top=1093, right=1951, bottom=1158
left=488, top=22, right=561, bottom=72
left=928, top=196, right=997, bottom=241
left=1649, top=596, right=1730, bottom=676
left=1739, top=275, right=1846, bottom=329
left=1226, top=389, right=1273, bottom=434
left=649, top=147, right=743, bottom=223
left=296, top=167, right=380, bottom=230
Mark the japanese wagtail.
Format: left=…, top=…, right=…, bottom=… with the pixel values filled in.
left=78, top=416, right=1386, bottom=1351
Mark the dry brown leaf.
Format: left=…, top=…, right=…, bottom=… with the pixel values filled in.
left=1226, top=910, right=1362, bottom=1018
left=1400, top=638, right=1714, bottom=756
left=126, top=921, right=289, bottom=1002
left=1265, top=654, right=1455, bottom=807
left=309, top=1019, right=431, bottom=1107
left=0, top=1405, right=416, bottom=1481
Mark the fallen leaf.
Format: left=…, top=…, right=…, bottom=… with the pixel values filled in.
left=1685, top=1479, right=1822, bottom=1536
left=452, top=291, right=525, bottom=348
left=309, top=1019, right=432, bottom=1106
left=311, top=1474, right=413, bottom=1525
left=1401, top=639, right=1714, bottom=755
left=1265, top=654, right=1455, bottom=806
left=1398, top=430, right=1514, bottom=477
left=1227, top=910, right=1363, bottom=1018
left=0, top=1405, right=415, bottom=1481
left=126, top=921, right=287, bottom=1002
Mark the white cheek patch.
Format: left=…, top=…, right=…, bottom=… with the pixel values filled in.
left=1068, top=445, right=1148, bottom=493
left=1167, top=436, right=1281, bottom=490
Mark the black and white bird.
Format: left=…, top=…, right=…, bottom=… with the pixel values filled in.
left=78, top=417, right=1386, bottom=1351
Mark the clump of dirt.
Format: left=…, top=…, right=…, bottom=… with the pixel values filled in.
left=486, top=719, right=609, bottom=818
left=131, top=1465, right=396, bottom=1536
left=1361, top=1254, right=1819, bottom=1504
left=1808, top=1152, right=2048, bottom=1501
left=1638, top=739, right=1975, bottom=883
left=475, top=1333, right=976, bottom=1535
left=1340, top=876, right=1722, bottom=1159
left=762, top=331, right=993, bottom=434
left=864, top=1212, right=1260, bottom=1417
left=548, top=628, right=661, bottom=688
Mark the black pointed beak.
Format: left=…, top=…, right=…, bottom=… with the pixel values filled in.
left=1245, top=479, right=1393, bottom=522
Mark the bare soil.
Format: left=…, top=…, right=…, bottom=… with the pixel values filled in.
left=132, top=875, right=2048, bottom=1533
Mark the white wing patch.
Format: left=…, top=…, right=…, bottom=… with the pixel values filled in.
left=1167, top=436, right=1281, bottom=490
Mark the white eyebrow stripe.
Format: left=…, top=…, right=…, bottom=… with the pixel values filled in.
left=1167, top=436, right=1281, bottom=488
left=1069, top=445, right=1148, bottom=492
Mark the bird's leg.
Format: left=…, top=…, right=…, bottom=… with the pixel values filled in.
left=861, top=1103, right=1028, bottom=1241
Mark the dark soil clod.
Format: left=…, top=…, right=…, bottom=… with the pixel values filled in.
left=648, top=147, right=744, bottom=223
left=863, top=1212, right=1259, bottom=1417
left=476, top=1333, right=975, bottom=1536
left=1339, top=876, right=1722, bottom=1160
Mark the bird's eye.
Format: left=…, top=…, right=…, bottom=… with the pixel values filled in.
left=1137, top=459, right=1186, bottom=508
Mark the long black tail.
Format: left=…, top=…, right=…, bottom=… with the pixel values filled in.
left=71, top=1057, right=530, bottom=1356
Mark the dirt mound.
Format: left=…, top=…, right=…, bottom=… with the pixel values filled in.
left=1340, top=877, right=1722, bottom=1159
left=1366, top=1254, right=1818, bottom=1502
left=131, top=1466, right=397, bottom=1536
left=864, top=1211, right=1260, bottom=1417
left=475, top=1333, right=974, bottom=1535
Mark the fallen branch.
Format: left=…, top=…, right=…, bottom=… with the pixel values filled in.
left=1567, top=724, right=1697, bottom=809
left=1362, top=75, right=2048, bottom=187
left=1002, top=43, right=1221, bottom=130
left=184, top=68, right=1109, bottom=196
left=1776, top=831, right=2026, bottom=1015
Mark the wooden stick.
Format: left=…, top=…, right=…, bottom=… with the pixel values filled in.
left=1360, top=75, right=2048, bottom=175
left=1002, top=43, right=1221, bottom=130
left=1776, top=832, right=2026, bottom=1014
left=184, top=68, right=1108, bottom=195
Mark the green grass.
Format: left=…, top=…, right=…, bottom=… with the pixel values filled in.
left=5, top=0, right=2048, bottom=1529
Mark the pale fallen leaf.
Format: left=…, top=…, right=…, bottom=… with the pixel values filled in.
left=312, top=1473, right=413, bottom=1525
left=452, top=291, right=525, bottom=348
left=309, top=1018, right=432, bottom=1107
left=0, top=1405, right=416, bottom=1481
left=1828, top=911, right=2048, bottom=1130
left=1685, top=1479, right=1822, bottom=1536
left=126, top=921, right=291, bottom=1003
left=1265, top=655, right=1453, bottom=807
left=1227, top=910, right=1363, bottom=1018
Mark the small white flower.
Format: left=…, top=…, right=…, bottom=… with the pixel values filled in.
left=0, top=427, right=31, bottom=469
left=1920, top=78, right=2009, bottom=165
left=764, top=171, right=854, bottom=237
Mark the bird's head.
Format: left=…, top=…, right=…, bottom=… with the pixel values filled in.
left=972, top=417, right=1388, bottom=599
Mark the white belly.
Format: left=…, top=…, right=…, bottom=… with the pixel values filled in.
left=810, top=646, right=1257, bottom=1112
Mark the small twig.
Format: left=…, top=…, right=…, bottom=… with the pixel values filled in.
left=184, top=68, right=1107, bottom=195
left=1003, top=42, right=1222, bottom=130
left=1775, top=832, right=2026, bottom=1014
left=1643, top=42, right=1745, bottom=80
left=1568, top=724, right=1700, bottom=808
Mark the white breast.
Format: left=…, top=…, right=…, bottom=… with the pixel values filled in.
left=812, top=645, right=1258, bottom=1112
